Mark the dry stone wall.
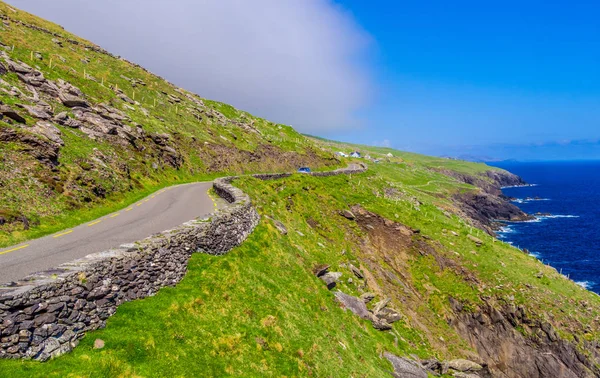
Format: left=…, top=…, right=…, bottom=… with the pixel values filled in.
left=307, top=164, right=366, bottom=177
left=0, top=164, right=366, bottom=361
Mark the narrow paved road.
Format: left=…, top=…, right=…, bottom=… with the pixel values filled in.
left=0, top=182, right=220, bottom=283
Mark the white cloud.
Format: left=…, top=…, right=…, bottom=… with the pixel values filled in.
left=8, top=0, right=373, bottom=132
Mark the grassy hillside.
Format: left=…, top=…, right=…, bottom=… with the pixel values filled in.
left=0, top=2, right=337, bottom=247
left=2, top=162, right=599, bottom=377
left=1, top=2, right=600, bottom=377
left=306, top=135, right=503, bottom=175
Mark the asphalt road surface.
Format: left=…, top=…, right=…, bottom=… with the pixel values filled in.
left=0, top=182, right=219, bottom=283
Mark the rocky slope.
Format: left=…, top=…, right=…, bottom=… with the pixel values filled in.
left=332, top=204, right=600, bottom=377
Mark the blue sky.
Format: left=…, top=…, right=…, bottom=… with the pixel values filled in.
left=325, top=0, right=600, bottom=160
left=8, top=0, right=599, bottom=160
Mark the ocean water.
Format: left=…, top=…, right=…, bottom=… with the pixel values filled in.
left=489, top=161, right=600, bottom=294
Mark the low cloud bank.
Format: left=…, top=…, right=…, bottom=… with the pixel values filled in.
left=9, top=0, right=373, bottom=132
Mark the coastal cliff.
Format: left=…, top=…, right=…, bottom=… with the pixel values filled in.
left=433, top=168, right=533, bottom=234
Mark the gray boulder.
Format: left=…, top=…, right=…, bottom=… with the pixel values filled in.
left=320, top=272, right=342, bottom=289
left=371, top=317, right=393, bottom=331
left=30, top=121, right=63, bottom=146
left=73, top=109, right=118, bottom=135
left=375, top=307, right=402, bottom=324
left=340, top=210, right=355, bottom=220
left=0, top=104, right=26, bottom=123
left=349, top=263, right=364, bottom=279
left=384, top=352, right=428, bottom=378
left=467, top=234, right=484, bottom=246
left=4, top=56, right=33, bottom=74
left=271, top=219, right=287, bottom=235
left=334, top=291, right=371, bottom=320
left=373, top=297, right=391, bottom=315
left=448, top=359, right=483, bottom=372
left=94, top=103, right=129, bottom=122
left=117, top=93, right=135, bottom=104
left=19, top=104, right=52, bottom=120
left=17, top=72, right=46, bottom=88
left=53, top=112, right=82, bottom=128
left=313, top=264, right=330, bottom=277
left=58, top=92, right=89, bottom=108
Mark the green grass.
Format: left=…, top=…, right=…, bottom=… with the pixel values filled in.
left=1, top=2, right=599, bottom=377
left=2, top=163, right=599, bottom=377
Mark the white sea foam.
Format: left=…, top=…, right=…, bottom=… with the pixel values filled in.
left=498, top=225, right=516, bottom=235
left=537, top=215, right=580, bottom=219
left=501, top=184, right=538, bottom=189
left=512, top=198, right=551, bottom=204
left=504, top=214, right=580, bottom=224
left=576, top=281, right=595, bottom=290
left=528, top=251, right=541, bottom=259
left=521, top=218, right=542, bottom=223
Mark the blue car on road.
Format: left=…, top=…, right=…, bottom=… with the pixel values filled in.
left=297, top=167, right=311, bottom=173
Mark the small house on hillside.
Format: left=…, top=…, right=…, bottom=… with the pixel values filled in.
left=350, top=151, right=361, bottom=158
left=386, top=153, right=393, bottom=157
left=336, top=151, right=349, bottom=157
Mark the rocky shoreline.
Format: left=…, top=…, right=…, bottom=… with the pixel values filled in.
left=434, top=168, right=536, bottom=235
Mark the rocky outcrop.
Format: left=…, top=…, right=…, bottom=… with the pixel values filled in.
left=455, top=190, right=533, bottom=233
left=18, top=104, right=52, bottom=120
left=345, top=202, right=600, bottom=377
left=0, top=125, right=59, bottom=166
left=0, top=51, right=194, bottom=173
left=0, top=53, right=136, bottom=146
left=29, top=121, right=63, bottom=146
left=436, top=168, right=525, bottom=196
left=430, top=168, right=533, bottom=234
left=0, top=104, right=26, bottom=124
left=448, top=298, right=600, bottom=378
left=384, top=352, right=428, bottom=378
left=334, top=291, right=401, bottom=331
left=484, top=170, right=527, bottom=190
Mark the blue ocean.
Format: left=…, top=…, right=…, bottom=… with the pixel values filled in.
left=489, top=161, right=600, bottom=294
